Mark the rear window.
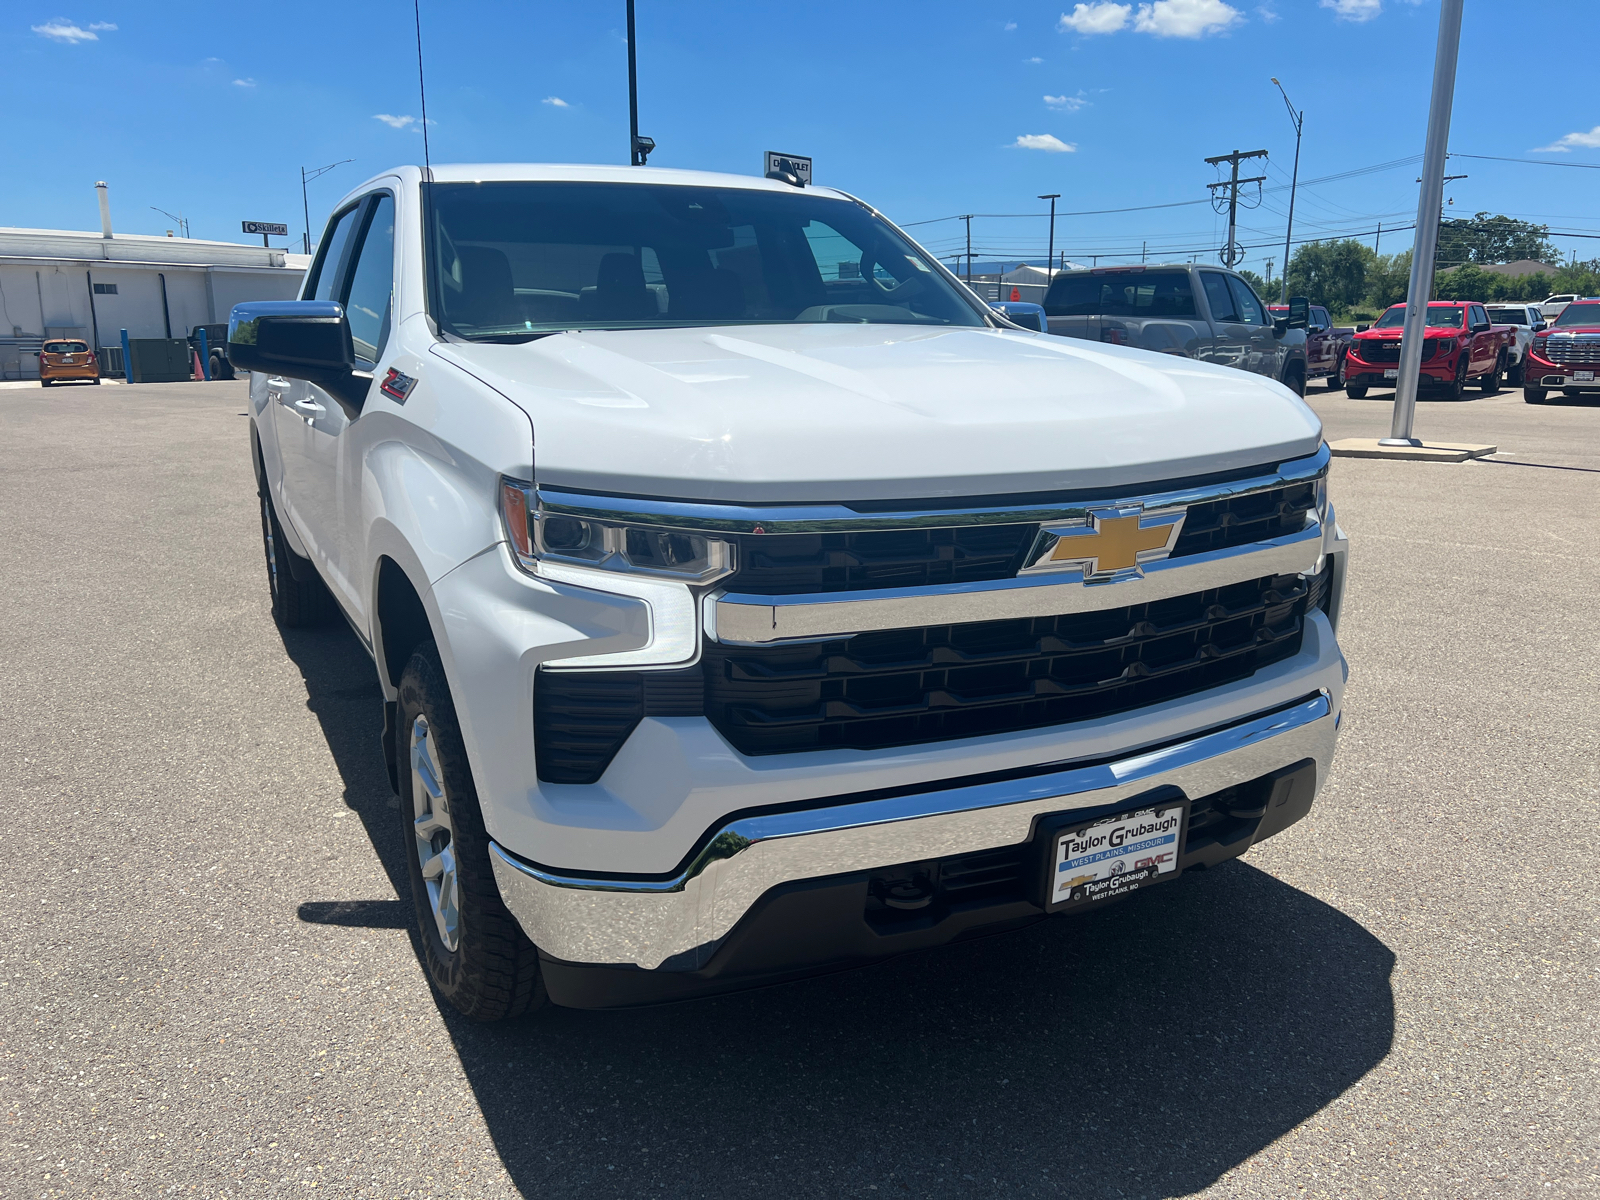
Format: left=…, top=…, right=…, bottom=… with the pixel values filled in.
left=1486, top=308, right=1528, bottom=325
left=1043, top=270, right=1196, bottom=318
left=44, top=341, right=89, bottom=353
left=1552, top=301, right=1600, bottom=328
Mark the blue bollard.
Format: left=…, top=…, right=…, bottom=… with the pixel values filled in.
left=119, top=328, right=132, bottom=383
left=196, top=327, right=212, bottom=381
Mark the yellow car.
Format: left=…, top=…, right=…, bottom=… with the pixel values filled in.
left=39, top=339, right=100, bottom=387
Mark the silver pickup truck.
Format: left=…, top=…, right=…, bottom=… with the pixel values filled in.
left=1043, top=265, right=1311, bottom=395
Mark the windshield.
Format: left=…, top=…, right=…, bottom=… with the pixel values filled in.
left=1486, top=307, right=1528, bottom=325
left=1043, top=270, right=1196, bottom=318
left=44, top=341, right=89, bottom=353
left=423, top=181, right=986, bottom=340
left=1552, top=301, right=1600, bottom=328
left=1374, top=305, right=1464, bottom=329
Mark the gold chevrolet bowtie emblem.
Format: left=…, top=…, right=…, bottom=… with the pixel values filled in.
left=1028, top=507, right=1186, bottom=578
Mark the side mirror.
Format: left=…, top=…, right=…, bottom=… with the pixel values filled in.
left=1535, top=321, right=1547, bottom=331
left=1287, top=296, right=1310, bottom=330
left=228, top=301, right=368, bottom=414
left=1470, top=320, right=1490, bottom=333
left=1356, top=323, right=1370, bottom=332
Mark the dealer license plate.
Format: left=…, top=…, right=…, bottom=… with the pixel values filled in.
left=1383, top=368, right=1399, bottom=379
left=1575, top=371, right=1595, bottom=382
left=1048, top=801, right=1187, bottom=912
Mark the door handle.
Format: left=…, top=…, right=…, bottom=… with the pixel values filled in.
left=267, top=375, right=291, bottom=402
left=292, top=398, right=325, bottom=413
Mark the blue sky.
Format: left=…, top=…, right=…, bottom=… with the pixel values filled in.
left=5, top=0, right=1598, bottom=281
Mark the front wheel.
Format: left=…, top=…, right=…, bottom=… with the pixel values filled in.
left=1524, top=387, right=1548, bottom=404
left=398, top=642, right=546, bottom=1022
left=1282, top=365, right=1305, bottom=397
left=1443, top=356, right=1467, bottom=401
left=1346, top=384, right=1369, bottom=399
left=1326, top=354, right=1346, bottom=391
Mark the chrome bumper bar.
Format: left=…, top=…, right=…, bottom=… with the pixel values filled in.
left=711, top=522, right=1323, bottom=645
left=490, top=690, right=1338, bottom=971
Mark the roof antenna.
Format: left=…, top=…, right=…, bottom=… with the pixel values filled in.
left=413, top=0, right=432, bottom=179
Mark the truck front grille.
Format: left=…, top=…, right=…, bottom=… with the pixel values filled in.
left=702, top=570, right=1322, bottom=757
left=1354, top=339, right=1443, bottom=364
left=1540, top=335, right=1600, bottom=365
left=725, top=482, right=1316, bottom=595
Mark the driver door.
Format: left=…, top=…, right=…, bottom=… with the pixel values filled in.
left=271, top=201, right=364, bottom=573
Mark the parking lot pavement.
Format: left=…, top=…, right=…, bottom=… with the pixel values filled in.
left=3, top=380, right=1596, bottom=1198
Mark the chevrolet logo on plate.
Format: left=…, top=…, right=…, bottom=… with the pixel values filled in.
left=1025, top=506, right=1185, bottom=579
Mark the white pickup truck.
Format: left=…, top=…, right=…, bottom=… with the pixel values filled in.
left=232, top=163, right=1349, bottom=1017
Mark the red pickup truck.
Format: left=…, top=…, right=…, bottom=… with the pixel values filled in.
left=1344, top=301, right=1513, bottom=401
left=1269, top=304, right=1355, bottom=390
left=1522, top=298, right=1600, bottom=404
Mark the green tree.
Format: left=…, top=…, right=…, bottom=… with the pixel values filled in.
left=1286, top=240, right=1376, bottom=311
left=1435, top=212, right=1557, bottom=268
left=1364, top=250, right=1412, bottom=310
left=1237, top=268, right=1270, bottom=299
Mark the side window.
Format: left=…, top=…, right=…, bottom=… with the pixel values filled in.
left=1201, top=272, right=1238, bottom=323
left=1311, top=306, right=1330, bottom=330
left=1469, top=305, right=1485, bottom=328
left=1227, top=276, right=1266, bottom=326
left=343, top=195, right=396, bottom=365
left=304, top=205, right=363, bottom=302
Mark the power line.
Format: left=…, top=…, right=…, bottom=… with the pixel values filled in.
left=1450, top=152, right=1600, bottom=170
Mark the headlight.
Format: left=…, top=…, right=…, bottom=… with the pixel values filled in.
left=500, top=478, right=734, bottom=582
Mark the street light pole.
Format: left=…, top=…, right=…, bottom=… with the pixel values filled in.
left=1271, top=77, right=1303, bottom=304
left=300, top=160, right=353, bottom=255
left=1383, top=0, right=1464, bottom=447
left=1039, top=194, right=1059, bottom=283
left=625, top=0, right=654, bottom=164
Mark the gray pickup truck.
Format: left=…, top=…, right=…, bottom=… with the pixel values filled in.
left=1042, top=265, right=1310, bottom=395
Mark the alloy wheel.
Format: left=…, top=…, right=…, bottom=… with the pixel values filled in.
left=410, top=715, right=460, bottom=951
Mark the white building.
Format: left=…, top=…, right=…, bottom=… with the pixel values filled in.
left=0, top=203, right=309, bottom=379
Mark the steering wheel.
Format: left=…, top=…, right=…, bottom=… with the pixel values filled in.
left=859, top=246, right=926, bottom=304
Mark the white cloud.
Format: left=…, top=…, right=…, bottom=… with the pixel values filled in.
left=1256, top=4, right=1280, bottom=21
left=1014, top=134, right=1076, bottom=153
left=232, top=78, right=256, bottom=88
left=1004, top=20, right=1017, bottom=30
left=1534, top=125, right=1600, bottom=153
left=1319, top=0, right=1382, bottom=20
left=88, top=20, right=114, bottom=28
left=542, top=96, right=570, bottom=107
left=373, top=113, right=417, bottom=129
left=1133, top=0, right=1242, bottom=36
left=1059, top=3, right=1131, bottom=33
left=32, top=20, right=103, bottom=42
left=1045, top=91, right=1090, bottom=112
left=1024, top=55, right=1044, bottom=63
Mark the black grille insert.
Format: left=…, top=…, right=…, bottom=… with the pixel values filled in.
left=724, top=485, right=1316, bottom=596
left=704, top=573, right=1313, bottom=756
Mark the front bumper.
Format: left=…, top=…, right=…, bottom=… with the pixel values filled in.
left=491, top=687, right=1338, bottom=978
left=1525, top=355, right=1600, bottom=389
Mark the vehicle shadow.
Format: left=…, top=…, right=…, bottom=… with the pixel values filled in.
left=283, top=622, right=1396, bottom=1200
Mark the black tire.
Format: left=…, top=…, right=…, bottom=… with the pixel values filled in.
left=1443, top=356, right=1467, bottom=401
left=1282, top=364, right=1305, bottom=397
left=1478, top=355, right=1502, bottom=393
left=259, top=490, right=336, bottom=626
left=1508, top=357, right=1524, bottom=386
left=1563, top=388, right=1581, bottom=398
left=210, top=354, right=234, bottom=381
left=1524, top=387, right=1548, bottom=404
left=93, top=377, right=101, bottom=385
left=1326, top=353, right=1346, bottom=391
left=397, top=642, right=545, bottom=1022
left=1346, top=384, right=1368, bottom=399
left=40, top=379, right=52, bottom=388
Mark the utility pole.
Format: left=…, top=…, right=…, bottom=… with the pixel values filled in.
left=1141, top=240, right=1147, bottom=264
left=1205, top=148, right=1268, bottom=268
left=300, top=161, right=353, bottom=255
left=1039, top=194, right=1059, bottom=280
left=1375, top=221, right=1382, bottom=255
left=626, top=0, right=654, bottom=164
left=1271, top=78, right=1303, bottom=303
left=963, top=214, right=973, bottom=282
left=1265, top=259, right=1274, bottom=291
left=1383, top=0, right=1463, bottom=447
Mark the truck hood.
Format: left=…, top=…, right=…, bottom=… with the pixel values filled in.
left=432, top=324, right=1322, bottom=503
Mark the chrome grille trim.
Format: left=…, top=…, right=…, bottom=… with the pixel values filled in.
left=535, top=444, right=1330, bottom=537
